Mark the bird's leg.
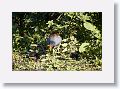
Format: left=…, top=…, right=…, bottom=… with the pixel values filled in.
left=52, top=48, right=55, bottom=56
left=57, top=44, right=61, bottom=52
left=49, top=47, right=53, bottom=55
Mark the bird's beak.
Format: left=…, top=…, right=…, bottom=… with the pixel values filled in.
left=47, top=45, right=53, bottom=49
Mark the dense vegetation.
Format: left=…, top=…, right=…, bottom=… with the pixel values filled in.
left=12, top=12, right=102, bottom=71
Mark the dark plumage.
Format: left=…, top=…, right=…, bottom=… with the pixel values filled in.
left=70, top=51, right=80, bottom=61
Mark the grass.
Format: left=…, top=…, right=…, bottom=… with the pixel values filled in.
left=12, top=40, right=102, bottom=71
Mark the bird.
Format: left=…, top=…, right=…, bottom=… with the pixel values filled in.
left=47, top=32, right=62, bottom=49
left=70, top=51, right=80, bottom=61
left=26, top=49, right=39, bottom=61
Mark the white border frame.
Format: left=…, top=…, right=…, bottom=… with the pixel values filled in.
left=0, top=0, right=114, bottom=83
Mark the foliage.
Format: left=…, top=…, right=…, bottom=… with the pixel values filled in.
left=12, top=12, right=102, bottom=71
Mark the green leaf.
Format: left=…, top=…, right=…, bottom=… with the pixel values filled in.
left=62, top=48, right=67, bottom=52
left=61, top=43, right=67, bottom=47
left=46, top=20, right=54, bottom=27
left=30, top=44, right=37, bottom=47
left=84, top=22, right=96, bottom=31
left=79, top=43, right=90, bottom=52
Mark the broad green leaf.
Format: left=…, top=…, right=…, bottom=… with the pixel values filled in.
left=84, top=22, right=101, bottom=39
left=79, top=43, right=90, bottom=52
left=84, top=22, right=96, bottom=31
